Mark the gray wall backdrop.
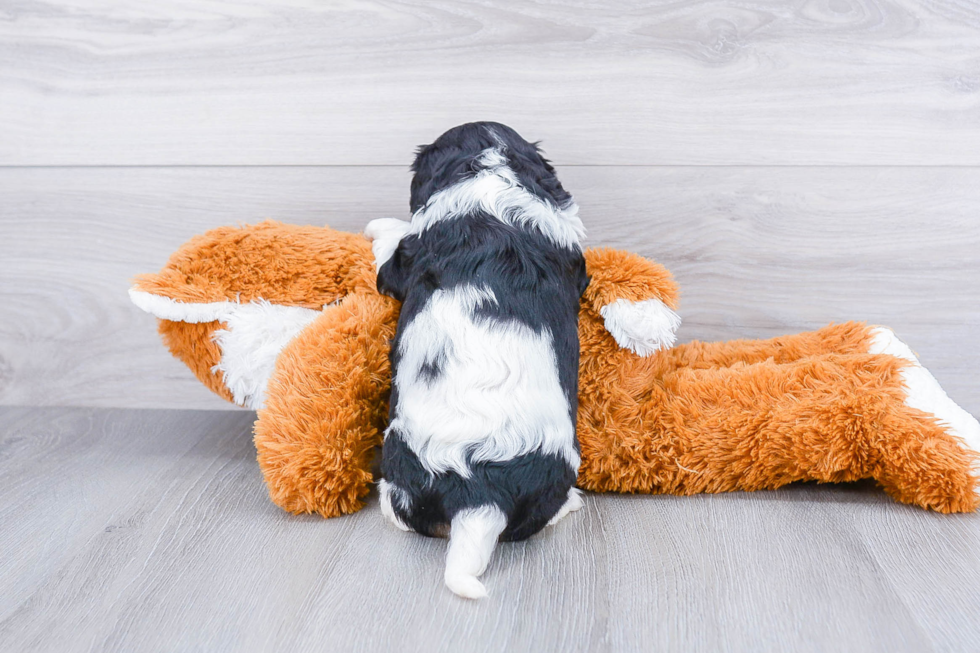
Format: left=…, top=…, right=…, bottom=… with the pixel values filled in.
left=1, top=0, right=978, bottom=415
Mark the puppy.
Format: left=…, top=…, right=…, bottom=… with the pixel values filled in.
left=366, top=122, right=588, bottom=599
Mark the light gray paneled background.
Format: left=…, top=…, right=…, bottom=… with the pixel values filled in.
left=1, top=1, right=979, bottom=652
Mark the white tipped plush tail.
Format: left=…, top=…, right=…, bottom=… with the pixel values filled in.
left=444, top=506, right=507, bottom=600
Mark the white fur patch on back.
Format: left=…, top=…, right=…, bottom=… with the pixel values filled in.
left=869, top=327, right=980, bottom=482
left=409, top=148, right=586, bottom=250
left=388, top=284, right=579, bottom=477
left=600, top=298, right=681, bottom=356
left=364, top=217, right=412, bottom=269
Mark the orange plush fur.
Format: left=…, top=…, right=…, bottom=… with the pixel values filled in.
left=132, top=222, right=980, bottom=517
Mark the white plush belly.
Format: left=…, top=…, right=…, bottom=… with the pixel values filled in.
left=388, top=285, right=578, bottom=477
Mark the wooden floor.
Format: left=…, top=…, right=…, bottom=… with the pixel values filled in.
left=0, top=406, right=977, bottom=653
left=3, top=1, right=980, bottom=650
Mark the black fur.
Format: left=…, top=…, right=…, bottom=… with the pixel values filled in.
left=408, top=122, right=574, bottom=214
left=379, top=121, right=588, bottom=541
left=383, top=431, right=577, bottom=542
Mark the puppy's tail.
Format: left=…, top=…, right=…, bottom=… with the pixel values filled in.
left=444, top=505, right=507, bottom=599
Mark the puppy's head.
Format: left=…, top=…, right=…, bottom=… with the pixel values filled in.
left=409, top=122, right=572, bottom=214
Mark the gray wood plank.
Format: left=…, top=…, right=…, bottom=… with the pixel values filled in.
left=1, top=165, right=977, bottom=414
left=3, top=0, right=980, bottom=166
left=852, top=505, right=980, bottom=652
left=1, top=406, right=978, bottom=652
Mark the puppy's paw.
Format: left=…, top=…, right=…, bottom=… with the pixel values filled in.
left=364, top=218, right=411, bottom=269
left=547, top=488, right=585, bottom=526
left=600, top=298, right=681, bottom=356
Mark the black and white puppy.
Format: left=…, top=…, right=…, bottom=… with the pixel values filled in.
left=365, top=122, right=588, bottom=599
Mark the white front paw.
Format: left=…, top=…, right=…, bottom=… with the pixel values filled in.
left=364, top=218, right=411, bottom=269
left=600, top=298, right=681, bottom=356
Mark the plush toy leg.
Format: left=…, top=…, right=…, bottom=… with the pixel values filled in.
left=254, top=293, right=398, bottom=518
left=660, top=321, right=875, bottom=369
left=579, top=330, right=980, bottom=513
left=865, top=327, right=980, bottom=509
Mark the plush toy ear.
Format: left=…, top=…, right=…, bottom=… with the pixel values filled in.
left=583, top=248, right=682, bottom=357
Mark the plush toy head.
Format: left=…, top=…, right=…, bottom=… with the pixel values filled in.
left=130, top=221, right=377, bottom=408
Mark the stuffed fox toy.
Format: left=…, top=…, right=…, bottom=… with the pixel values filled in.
left=131, top=221, right=980, bottom=516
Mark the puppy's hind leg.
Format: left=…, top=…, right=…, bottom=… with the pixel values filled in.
left=378, top=480, right=411, bottom=532
left=547, top=487, right=585, bottom=526
left=444, top=505, right=507, bottom=599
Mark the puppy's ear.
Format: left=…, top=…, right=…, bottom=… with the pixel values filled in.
left=508, top=143, right=573, bottom=210
left=376, top=235, right=419, bottom=303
